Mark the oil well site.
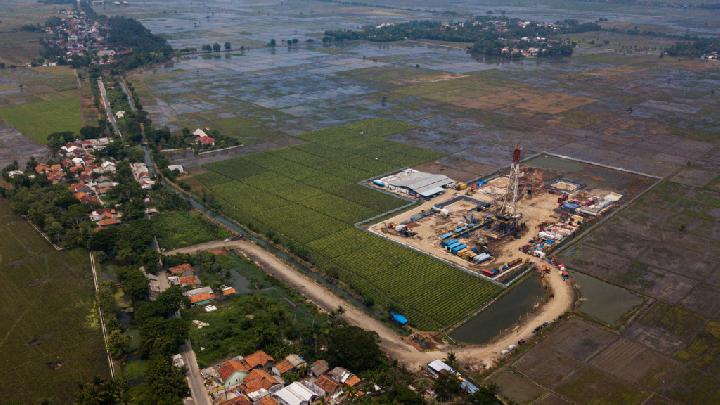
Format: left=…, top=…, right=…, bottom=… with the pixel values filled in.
left=368, top=147, right=657, bottom=286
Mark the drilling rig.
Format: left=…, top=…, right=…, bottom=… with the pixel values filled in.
left=500, top=144, right=523, bottom=217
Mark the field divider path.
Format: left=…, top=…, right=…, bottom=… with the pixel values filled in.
left=97, top=78, right=122, bottom=138
left=89, top=252, right=116, bottom=379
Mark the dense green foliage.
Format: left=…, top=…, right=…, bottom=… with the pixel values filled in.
left=324, top=16, right=599, bottom=58
left=326, top=325, right=383, bottom=373
left=105, top=16, right=172, bottom=69
left=666, top=38, right=720, bottom=57
left=194, top=119, right=501, bottom=330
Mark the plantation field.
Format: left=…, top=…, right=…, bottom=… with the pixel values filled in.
left=152, top=210, right=231, bottom=250
left=0, top=199, right=108, bottom=403
left=194, top=119, right=502, bottom=330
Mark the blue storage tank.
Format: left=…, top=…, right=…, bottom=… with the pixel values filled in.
left=441, top=238, right=458, bottom=247
left=446, top=241, right=462, bottom=251
left=562, top=202, right=580, bottom=212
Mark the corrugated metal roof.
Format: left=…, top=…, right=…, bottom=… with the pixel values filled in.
left=382, top=170, right=453, bottom=196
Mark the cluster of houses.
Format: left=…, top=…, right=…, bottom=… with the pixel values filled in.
left=201, top=350, right=363, bottom=405
left=166, top=263, right=237, bottom=308
left=130, top=162, right=155, bottom=190
left=43, top=7, right=131, bottom=65
left=28, top=139, right=123, bottom=228
left=30, top=137, right=119, bottom=209
left=45, top=8, right=102, bottom=60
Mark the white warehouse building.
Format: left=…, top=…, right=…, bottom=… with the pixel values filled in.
left=380, top=169, right=454, bottom=198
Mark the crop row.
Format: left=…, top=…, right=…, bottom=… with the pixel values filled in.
left=198, top=119, right=500, bottom=330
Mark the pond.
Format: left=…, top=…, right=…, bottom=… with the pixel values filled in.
left=450, top=274, right=545, bottom=344
left=572, top=270, right=644, bottom=326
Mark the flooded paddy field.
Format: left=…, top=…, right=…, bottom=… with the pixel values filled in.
left=129, top=37, right=720, bottom=177
left=485, top=315, right=720, bottom=404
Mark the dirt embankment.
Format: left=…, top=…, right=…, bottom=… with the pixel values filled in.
left=167, top=240, right=574, bottom=371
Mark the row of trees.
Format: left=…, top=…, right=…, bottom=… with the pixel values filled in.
left=666, top=37, right=720, bottom=57
left=201, top=42, right=232, bottom=52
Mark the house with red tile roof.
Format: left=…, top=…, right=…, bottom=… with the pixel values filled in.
left=272, top=360, right=294, bottom=376
left=258, top=395, right=279, bottom=405
left=314, top=375, right=340, bottom=396
left=245, top=350, right=274, bottom=370
left=222, top=286, right=237, bottom=296
left=179, top=275, right=200, bottom=287
left=241, top=369, right=281, bottom=396
left=169, top=263, right=193, bottom=276
left=218, top=395, right=252, bottom=405
left=189, top=292, right=215, bottom=305
left=218, top=359, right=250, bottom=389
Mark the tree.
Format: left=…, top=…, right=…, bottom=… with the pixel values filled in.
left=326, top=325, right=382, bottom=372
left=136, top=355, right=189, bottom=404
left=444, top=351, right=458, bottom=369
left=212, top=42, right=221, bottom=52
left=469, top=384, right=502, bottom=404
left=75, top=377, right=128, bottom=404
left=116, top=267, right=150, bottom=303
left=224, top=41, right=231, bottom=50
left=201, top=44, right=212, bottom=52
left=47, top=131, right=76, bottom=152
left=434, top=372, right=462, bottom=401
left=268, top=38, right=277, bottom=47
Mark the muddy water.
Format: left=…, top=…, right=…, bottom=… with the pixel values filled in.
left=450, top=275, right=545, bottom=344
left=571, top=271, right=644, bottom=326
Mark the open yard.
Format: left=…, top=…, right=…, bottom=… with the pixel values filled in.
left=152, top=210, right=231, bottom=251
left=0, top=199, right=108, bottom=403
left=190, top=118, right=502, bottom=331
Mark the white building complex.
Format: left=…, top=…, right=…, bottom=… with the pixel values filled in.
left=379, top=169, right=454, bottom=198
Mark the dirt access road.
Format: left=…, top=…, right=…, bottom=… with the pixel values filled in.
left=167, top=240, right=573, bottom=371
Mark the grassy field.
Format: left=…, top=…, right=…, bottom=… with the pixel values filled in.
left=0, top=199, right=108, bottom=403
left=192, top=119, right=502, bottom=331
left=152, top=210, right=231, bottom=250
left=0, top=90, right=83, bottom=143
left=0, top=67, right=85, bottom=144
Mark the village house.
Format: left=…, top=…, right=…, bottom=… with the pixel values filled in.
left=169, top=262, right=194, bottom=276
left=130, top=162, right=155, bottom=189
left=193, top=128, right=216, bottom=146
left=218, top=358, right=250, bottom=389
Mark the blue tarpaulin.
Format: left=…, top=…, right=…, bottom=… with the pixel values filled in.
left=391, top=312, right=408, bottom=325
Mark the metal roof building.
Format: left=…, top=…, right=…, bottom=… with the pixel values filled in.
left=381, top=169, right=454, bottom=198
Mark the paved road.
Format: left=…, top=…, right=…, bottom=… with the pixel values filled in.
left=167, top=239, right=574, bottom=371
left=155, top=262, right=211, bottom=405
left=181, top=341, right=209, bottom=405
left=97, top=78, right=122, bottom=137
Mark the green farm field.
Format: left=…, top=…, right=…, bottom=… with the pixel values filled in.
left=152, top=209, right=231, bottom=250
left=0, top=67, right=85, bottom=144
left=0, top=90, right=83, bottom=143
left=192, top=119, right=502, bottom=330
left=0, top=199, right=108, bottom=403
